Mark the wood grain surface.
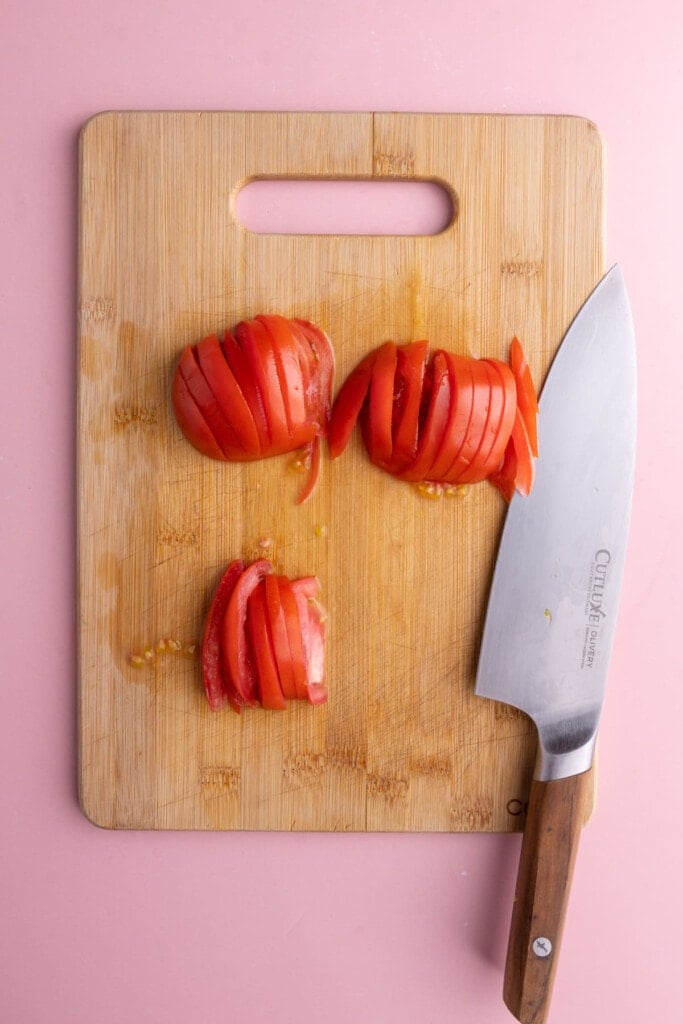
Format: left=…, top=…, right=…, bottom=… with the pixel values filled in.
left=77, top=111, right=603, bottom=830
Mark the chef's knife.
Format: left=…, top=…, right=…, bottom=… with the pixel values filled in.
left=475, top=265, right=636, bottom=1024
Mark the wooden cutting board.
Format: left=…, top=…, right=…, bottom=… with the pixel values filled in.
left=78, top=111, right=603, bottom=831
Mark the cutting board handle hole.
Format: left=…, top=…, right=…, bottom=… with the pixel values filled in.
left=234, top=178, right=455, bottom=236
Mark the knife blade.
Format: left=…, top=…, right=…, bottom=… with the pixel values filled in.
left=475, top=265, right=636, bottom=1024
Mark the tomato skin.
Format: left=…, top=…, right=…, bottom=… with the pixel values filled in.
left=202, top=559, right=328, bottom=713
left=172, top=315, right=334, bottom=503
left=329, top=337, right=538, bottom=500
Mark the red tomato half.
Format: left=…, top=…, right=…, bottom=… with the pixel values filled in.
left=172, top=315, right=334, bottom=503
left=201, top=559, right=328, bottom=714
left=329, top=338, right=539, bottom=499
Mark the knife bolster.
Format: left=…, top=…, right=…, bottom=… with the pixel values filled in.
left=535, top=723, right=597, bottom=782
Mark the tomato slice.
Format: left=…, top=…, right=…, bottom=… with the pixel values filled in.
left=201, top=559, right=245, bottom=712
left=453, top=360, right=505, bottom=484
left=328, top=349, right=377, bottom=458
left=509, top=336, right=539, bottom=457
left=223, top=559, right=273, bottom=707
left=277, top=576, right=309, bottom=700
left=171, top=365, right=226, bottom=461
left=292, top=319, right=335, bottom=430
left=221, top=331, right=270, bottom=450
left=444, top=359, right=491, bottom=483
left=396, top=351, right=451, bottom=481
left=256, top=315, right=309, bottom=441
left=194, top=335, right=260, bottom=456
left=477, top=358, right=517, bottom=480
left=391, top=341, right=428, bottom=471
left=176, top=347, right=243, bottom=458
left=290, top=577, right=327, bottom=705
left=490, top=407, right=535, bottom=500
left=263, top=574, right=297, bottom=700
left=235, top=319, right=290, bottom=453
left=425, top=353, right=473, bottom=480
left=247, top=583, right=287, bottom=710
left=362, top=341, right=397, bottom=469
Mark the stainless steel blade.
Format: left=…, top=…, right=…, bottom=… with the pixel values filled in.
left=475, top=265, right=636, bottom=781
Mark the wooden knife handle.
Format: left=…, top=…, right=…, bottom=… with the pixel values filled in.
left=503, top=770, right=591, bottom=1024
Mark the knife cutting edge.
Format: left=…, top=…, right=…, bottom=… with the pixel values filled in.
left=475, top=265, right=636, bottom=1023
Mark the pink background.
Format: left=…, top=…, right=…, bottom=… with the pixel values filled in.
left=2, top=2, right=682, bottom=1021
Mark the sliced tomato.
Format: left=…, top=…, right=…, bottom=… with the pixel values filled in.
left=171, top=367, right=226, bottom=461
left=490, top=407, right=535, bottom=500
left=263, top=574, right=298, bottom=700
left=328, top=349, right=377, bottom=458
left=292, top=318, right=335, bottom=428
left=256, top=315, right=309, bottom=441
left=477, top=358, right=517, bottom=480
left=235, top=319, right=290, bottom=453
left=454, top=360, right=505, bottom=484
left=290, top=577, right=327, bottom=705
left=221, top=331, right=270, bottom=450
left=194, top=334, right=260, bottom=456
left=509, top=336, right=539, bottom=457
left=364, top=341, right=398, bottom=469
left=444, top=359, right=491, bottom=483
left=201, top=560, right=245, bottom=712
left=396, top=351, right=451, bottom=481
left=426, top=353, right=474, bottom=480
left=277, top=576, right=309, bottom=701
left=222, top=559, right=273, bottom=707
left=246, top=583, right=287, bottom=710
left=177, top=347, right=243, bottom=458
left=391, top=341, right=428, bottom=471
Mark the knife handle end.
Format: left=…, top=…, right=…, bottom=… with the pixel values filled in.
left=503, top=770, right=591, bottom=1024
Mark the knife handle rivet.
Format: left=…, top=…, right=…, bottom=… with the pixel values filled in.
left=532, top=936, right=553, bottom=958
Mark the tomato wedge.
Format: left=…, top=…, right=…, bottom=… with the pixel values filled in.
left=172, top=315, right=334, bottom=503
left=201, top=559, right=328, bottom=713
left=329, top=337, right=538, bottom=499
